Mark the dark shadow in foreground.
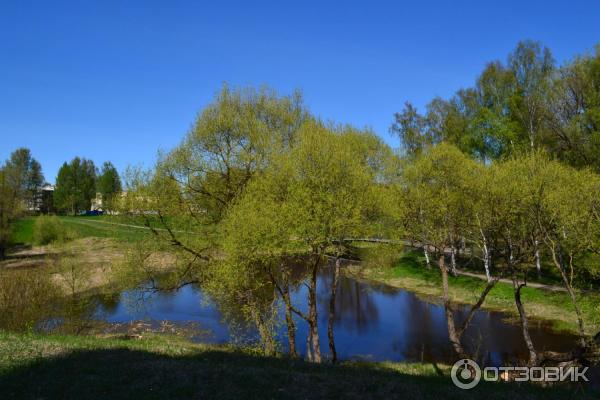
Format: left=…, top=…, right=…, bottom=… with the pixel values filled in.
left=0, top=346, right=597, bottom=400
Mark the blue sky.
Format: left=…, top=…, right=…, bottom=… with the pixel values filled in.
left=1, top=1, right=599, bottom=183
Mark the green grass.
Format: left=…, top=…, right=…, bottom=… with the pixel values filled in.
left=0, top=331, right=593, bottom=400
left=57, top=216, right=150, bottom=242
left=9, top=215, right=150, bottom=245
left=9, top=217, right=35, bottom=245
left=358, top=250, right=600, bottom=335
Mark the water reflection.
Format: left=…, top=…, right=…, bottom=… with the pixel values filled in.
left=0, top=261, right=578, bottom=365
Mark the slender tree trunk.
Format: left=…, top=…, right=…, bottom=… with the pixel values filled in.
left=450, top=246, right=457, bottom=276
left=511, top=271, right=538, bottom=366
left=307, top=255, right=322, bottom=363
left=327, top=257, right=340, bottom=363
left=549, top=244, right=586, bottom=346
left=534, top=239, right=541, bottom=279
left=476, top=215, right=492, bottom=281
left=306, top=328, right=313, bottom=362
left=479, top=228, right=492, bottom=282
left=423, top=246, right=430, bottom=267
left=282, top=279, right=298, bottom=357
left=439, top=254, right=466, bottom=357
left=482, top=245, right=491, bottom=282
left=266, top=265, right=298, bottom=357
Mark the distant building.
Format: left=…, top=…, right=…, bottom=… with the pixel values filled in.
left=27, top=184, right=55, bottom=214
left=90, top=192, right=103, bottom=211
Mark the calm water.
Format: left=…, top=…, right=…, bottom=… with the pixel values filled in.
left=92, top=265, right=576, bottom=366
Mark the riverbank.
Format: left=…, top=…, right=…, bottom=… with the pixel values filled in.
left=0, top=331, right=593, bottom=399
left=349, top=251, right=600, bottom=335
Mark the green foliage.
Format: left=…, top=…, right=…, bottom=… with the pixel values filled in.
left=54, top=157, right=97, bottom=215
left=0, top=268, right=59, bottom=331
left=400, top=143, right=479, bottom=250
left=391, top=41, right=600, bottom=172
left=223, top=119, right=386, bottom=263
left=96, top=161, right=122, bottom=209
left=2, top=147, right=45, bottom=206
left=0, top=148, right=44, bottom=257
left=33, top=215, right=70, bottom=245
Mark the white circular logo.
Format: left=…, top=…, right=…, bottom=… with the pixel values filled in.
left=451, top=359, right=481, bottom=389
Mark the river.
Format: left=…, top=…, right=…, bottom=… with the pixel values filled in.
left=90, top=264, right=576, bottom=366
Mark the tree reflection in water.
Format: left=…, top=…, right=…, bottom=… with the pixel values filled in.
left=0, top=258, right=579, bottom=366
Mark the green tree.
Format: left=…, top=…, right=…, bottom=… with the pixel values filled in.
left=547, top=46, right=600, bottom=171
left=0, top=168, right=16, bottom=259
left=507, top=40, right=555, bottom=151
left=54, top=157, right=97, bottom=215
left=96, top=161, right=122, bottom=210
left=222, top=120, right=385, bottom=362
left=118, top=85, right=309, bottom=354
left=3, top=148, right=44, bottom=210
left=0, top=148, right=44, bottom=257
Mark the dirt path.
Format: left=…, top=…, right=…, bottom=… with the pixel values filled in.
left=455, top=269, right=567, bottom=292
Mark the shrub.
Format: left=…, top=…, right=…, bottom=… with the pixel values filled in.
left=33, top=216, right=70, bottom=245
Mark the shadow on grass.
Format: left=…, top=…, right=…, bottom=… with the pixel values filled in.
left=0, top=346, right=595, bottom=400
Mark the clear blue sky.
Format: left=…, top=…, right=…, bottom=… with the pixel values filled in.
left=1, top=1, right=599, bottom=183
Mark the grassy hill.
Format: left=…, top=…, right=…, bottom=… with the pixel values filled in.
left=0, top=331, right=594, bottom=400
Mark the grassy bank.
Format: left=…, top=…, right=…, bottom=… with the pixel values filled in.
left=10, top=216, right=149, bottom=245
left=0, top=331, right=593, bottom=400
left=353, top=250, right=600, bottom=334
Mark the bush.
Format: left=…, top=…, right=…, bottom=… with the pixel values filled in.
left=33, top=216, right=70, bottom=245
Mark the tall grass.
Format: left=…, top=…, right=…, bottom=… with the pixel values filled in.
left=33, top=216, right=71, bottom=245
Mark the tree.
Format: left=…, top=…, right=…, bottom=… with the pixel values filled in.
left=0, top=148, right=44, bottom=257
left=390, top=102, right=435, bottom=157
left=507, top=40, right=555, bottom=151
left=546, top=46, right=600, bottom=171
left=221, top=120, right=385, bottom=362
left=54, top=157, right=97, bottom=215
left=3, top=148, right=44, bottom=210
left=399, top=144, right=501, bottom=358
left=0, top=168, right=16, bottom=259
left=118, top=85, right=309, bottom=353
left=96, top=161, right=122, bottom=210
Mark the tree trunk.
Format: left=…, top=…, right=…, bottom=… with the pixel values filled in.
left=450, top=246, right=457, bottom=276
left=282, top=279, right=298, bottom=357
left=306, top=327, right=313, bottom=362
left=307, top=256, right=322, bottom=363
left=267, top=265, right=298, bottom=358
left=423, top=246, right=430, bottom=267
left=479, top=227, right=492, bottom=282
left=511, top=270, right=538, bottom=366
left=534, top=239, right=541, bottom=279
left=327, top=257, right=340, bottom=363
left=549, top=245, right=586, bottom=346
left=439, top=254, right=467, bottom=357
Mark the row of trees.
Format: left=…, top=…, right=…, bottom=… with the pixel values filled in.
left=0, top=148, right=123, bottom=257
left=0, top=148, right=45, bottom=258
left=392, top=41, right=600, bottom=170
left=121, top=84, right=600, bottom=365
left=401, top=144, right=600, bottom=365
left=54, top=159, right=122, bottom=214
